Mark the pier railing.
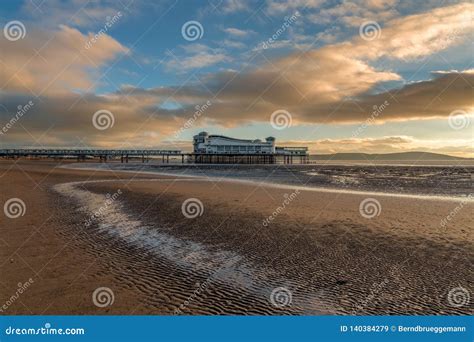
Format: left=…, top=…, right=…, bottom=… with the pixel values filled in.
left=0, top=149, right=182, bottom=156
left=0, top=149, right=309, bottom=164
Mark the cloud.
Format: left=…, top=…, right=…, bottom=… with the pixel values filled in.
left=1, top=2, right=472, bottom=154
left=223, top=27, right=254, bottom=37
left=293, top=70, right=473, bottom=124
left=349, top=2, right=473, bottom=61
left=363, top=0, right=399, bottom=9
left=155, top=2, right=472, bottom=125
left=308, top=0, right=399, bottom=27
left=22, top=0, right=125, bottom=28
left=0, top=91, right=183, bottom=148
left=220, top=39, right=247, bottom=49
left=115, top=69, right=471, bottom=127
left=1, top=70, right=471, bottom=152
left=20, top=0, right=163, bottom=29
left=164, top=44, right=231, bottom=71
left=219, top=0, right=252, bottom=13
left=266, top=0, right=323, bottom=15
left=0, top=25, right=128, bottom=95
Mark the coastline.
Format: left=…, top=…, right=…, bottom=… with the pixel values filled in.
left=1, top=161, right=472, bottom=315
left=62, top=162, right=474, bottom=202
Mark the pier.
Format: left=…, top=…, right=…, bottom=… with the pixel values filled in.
left=0, top=149, right=309, bottom=164
left=191, top=132, right=309, bottom=164
left=1, top=133, right=310, bottom=164
left=192, top=153, right=309, bottom=164
left=0, top=149, right=182, bottom=163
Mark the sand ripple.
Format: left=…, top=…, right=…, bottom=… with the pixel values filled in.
left=52, top=179, right=473, bottom=315
left=54, top=181, right=332, bottom=314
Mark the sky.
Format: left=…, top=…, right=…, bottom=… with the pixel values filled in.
left=0, top=0, right=473, bottom=156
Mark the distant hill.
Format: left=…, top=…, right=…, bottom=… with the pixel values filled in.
left=310, top=151, right=470, bottom=161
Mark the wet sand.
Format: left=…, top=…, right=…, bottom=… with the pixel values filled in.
left=75, top=162, right=474, bottom=197
left=0, top=161, right=472, bottom=315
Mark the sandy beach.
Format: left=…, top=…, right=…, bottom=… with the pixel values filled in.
left=0, top=160, right=472, bottom=315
